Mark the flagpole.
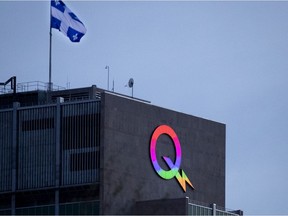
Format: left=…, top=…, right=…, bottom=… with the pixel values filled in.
left=49, top=0, right=87, bottom=92
left=48, top=1, right=52, bottom=91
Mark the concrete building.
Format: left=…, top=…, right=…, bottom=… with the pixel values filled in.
left=0, top=81, right=242, bottom=215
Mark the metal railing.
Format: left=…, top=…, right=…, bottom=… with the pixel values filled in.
left=17, top=81, right=65, bottom=92
left=0, top=81, right=65, bottom=94
left=187, top=198, right=241, bottom=216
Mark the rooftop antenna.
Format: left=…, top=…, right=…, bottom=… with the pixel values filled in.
left=128, top=78, right=134, bottom=97
left=105, top=65, right=110, bottom=90
left=66, top=75, right=70, bottom=89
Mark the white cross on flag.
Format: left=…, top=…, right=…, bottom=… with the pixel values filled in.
left=51, top=0, right=87, bottom=42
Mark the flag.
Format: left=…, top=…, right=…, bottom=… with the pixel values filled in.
left=51, top=0, right=87, bottom=42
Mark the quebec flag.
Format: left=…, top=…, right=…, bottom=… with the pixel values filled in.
left=51, top=0, right=87, bottom=42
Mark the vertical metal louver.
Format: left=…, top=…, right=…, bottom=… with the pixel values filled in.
left=0, top=111, right=13, bottom=191
left=61, top=101, right=100, bottom=185
left=18, top=106, right=56, bottom=189
left=0, top=99, right=101, bottom=192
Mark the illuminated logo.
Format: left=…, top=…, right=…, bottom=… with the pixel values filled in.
left=150, top=125, right=194, bottom=192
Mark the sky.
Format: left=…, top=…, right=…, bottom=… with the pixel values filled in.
left=1, top=0, right=288, bottom=214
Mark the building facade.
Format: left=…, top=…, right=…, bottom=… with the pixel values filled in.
left=0, top=85, right=242, bottom=215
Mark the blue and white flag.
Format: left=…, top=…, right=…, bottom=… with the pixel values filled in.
left=51, top=0, right=87, bottom=42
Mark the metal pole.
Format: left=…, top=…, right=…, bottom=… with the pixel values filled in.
left=55, top=97, right=63, bottom=215
left=12, top=102, right=20, bottom=215
left=48, top=2, right=52, bottom=91
left=105, top=66, right=110, bottom=90
left=212, top=203, right=216, bottom=216
left=12, top=76, right=16, bottom=94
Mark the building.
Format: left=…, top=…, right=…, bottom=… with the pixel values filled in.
left=0, top=81, right=243, bottom=215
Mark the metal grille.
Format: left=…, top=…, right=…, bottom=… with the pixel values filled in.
left=0, top=99, right=101, bottom=193
left=0, top=111, right=13, bottom=191
left=18, top=106, right=56, bottom=189
left=61, top=101, right=100, bottom=185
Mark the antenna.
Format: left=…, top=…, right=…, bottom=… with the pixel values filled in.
left=66, top=75, right=70, bottom=89
left=105, top=65, right=110, bottom=90
left=128, top=78, right=134, bottom=97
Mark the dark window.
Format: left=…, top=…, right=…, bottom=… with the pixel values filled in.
left=62, top=114, right=100, bottom=149
left=70, top=151, right=97, bottom=171
left=22, top=118, right=54, bottom=131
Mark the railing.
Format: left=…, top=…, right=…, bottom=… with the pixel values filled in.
left=187, top=198, right=242, bottom=216
left=17, top=81, right=65, bottom=92
left=9, top=200, right=99, bottom=215
left=0, top=81, right=65, bottom=94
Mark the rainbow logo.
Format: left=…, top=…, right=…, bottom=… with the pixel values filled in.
left=150, top=125, right=194, bottom=192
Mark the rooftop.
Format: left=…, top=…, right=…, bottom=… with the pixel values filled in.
left=0, top=79, right=150, bottom=109
left=0, top=81, right=65, bottom=95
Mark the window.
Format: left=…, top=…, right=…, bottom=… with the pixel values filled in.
left=70, top=151, right=97, bottom=171
left=22, top=118, right=54, bottom=131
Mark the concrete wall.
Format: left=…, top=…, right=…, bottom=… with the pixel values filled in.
left=100, top=92, right=225, bottom=214
left=133, top=197, right=189, bottom=215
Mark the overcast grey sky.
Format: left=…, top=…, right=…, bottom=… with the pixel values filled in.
left=1, top=1, right=288, bottom=214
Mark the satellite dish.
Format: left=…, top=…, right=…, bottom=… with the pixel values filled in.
left=128, top=78, right=134, bottom=88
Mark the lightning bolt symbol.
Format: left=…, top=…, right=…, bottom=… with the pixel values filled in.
left=163, top=156, right=195, bottom=192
